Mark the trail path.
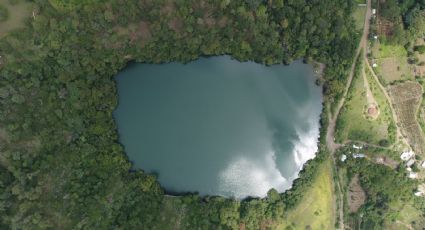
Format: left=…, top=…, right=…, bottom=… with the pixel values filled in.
left=362, top=66, right=378, bottom=110
left=326, top=1, right=372, bottom=229
left=364, top=58, right=406, bottom=145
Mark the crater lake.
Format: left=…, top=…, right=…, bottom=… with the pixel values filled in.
left=113, top=56, right=323, bottom=199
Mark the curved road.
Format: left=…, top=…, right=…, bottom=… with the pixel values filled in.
left=325, top=1, right=372, bottom=229
left=364, top=58, right=406, bottom=145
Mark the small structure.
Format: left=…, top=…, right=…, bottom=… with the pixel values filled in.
left=400, top=151, right=415, bottom=161
left=353, top=153, right=366, bottom=158
left=372, top=63, right=378, bottom=68
left=421, top=161, right=425, bottom=169
left=352, top=144, right=363, bottom=150
left=409, top=172, right=418, bottom=179
left=406, top=159, right=415, bottom=167
left=373, top=35, right=378, bottom=40
left=414, top=191, right=423, bottom=197
left=341, top=154, right=347, bottom=162
left=372, top=9, right=376, bottom=15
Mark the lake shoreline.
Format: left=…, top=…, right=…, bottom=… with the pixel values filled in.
left=114, top=56, right=323, bottom=199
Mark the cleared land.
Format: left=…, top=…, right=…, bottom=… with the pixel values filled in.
left=0, top=0, right=32, bottom=38
left=353, top=6, right=367, bottom=31
left=384, top=202, right=425, bottom=230
left=336, top=60, right=394, bottom=146
left=413, top=38, right=425, bottom=77
left=277, top=160, right=335, bottom=230
left=347, top=175, right=366, bottom=213
left=371, top=42, right=414, bottom=85
left=388, top=82, right=425, bottom=156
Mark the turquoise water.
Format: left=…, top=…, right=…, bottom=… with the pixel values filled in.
left=114, top=56, right=322, bottom=198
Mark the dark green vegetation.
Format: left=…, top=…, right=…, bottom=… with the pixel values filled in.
left=0, top=4, right=8, bottom=22
left=337, top=149, right=420, bottom=229
left=0, top=0, right=361, bottom=229
left=336, top=0, right=425, bottom=228
left=370, top=0, right=425, bottom=45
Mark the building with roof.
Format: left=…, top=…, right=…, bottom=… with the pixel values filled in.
left=406, top=159, right=415, bottom=167
left=353, top=153, right=365, bottom=158
left=400, top=151, right=415, bottom=161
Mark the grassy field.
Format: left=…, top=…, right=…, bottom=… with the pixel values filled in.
left=352, top=6, right=366, bottom=31
left=371, top=42, right=414, bottom=84
left=384, top=201, right=425, bottom=230
left=336, top=61, right=394, bottom=145
left=0, top=0, right=32, bottom=38
left=277, top=160, right=335, bottom=230
left=413, top=38, right=425, bottom=77
left=365, top=66, right=397, bottom=143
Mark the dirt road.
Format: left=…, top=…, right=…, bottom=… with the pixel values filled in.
left=364, top=59, right=406, bottom=145
left=326, top=0, right=372, bottom=154
left=325, top=0, right=372, bottom=229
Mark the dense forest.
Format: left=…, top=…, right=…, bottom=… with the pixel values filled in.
left=0, top=0, right=361, bottom=229
left=370, top=0, right=425, bottom=45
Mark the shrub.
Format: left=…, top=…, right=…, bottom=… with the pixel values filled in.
left=0, top=5, right=9, bottom=22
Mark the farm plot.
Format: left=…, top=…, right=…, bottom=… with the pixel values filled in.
left=371, top=42, right=414, bottom=85
left=388, top=82, right=425, bottom=155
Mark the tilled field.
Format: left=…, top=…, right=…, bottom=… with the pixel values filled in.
left=388, top=82, right=425, bottom=155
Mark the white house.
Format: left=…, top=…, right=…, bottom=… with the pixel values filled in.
left=372, top=9, right=376, bottom=15
left=409, top=172, right=418, bottom=179
left=352, top=144, right=362, bottom=149
left=400, top=151, right=415, bottom=161
left=406, top=159, right=415, bottom=167
left=353, top=153, right=366, bottom=158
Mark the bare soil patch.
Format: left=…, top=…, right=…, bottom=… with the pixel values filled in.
left=160, top=0, right=175, bottom=16
left=348, top=174, right=366, bottom=213
left=365, top=103, right=379, bottom=119
left=389, top=82, right=425, bottom=155
left=113, top=21, right=152, bottom=47
left=377, top=17, right=394, bottom=37
left=168, top=17, right=183, bottom=33
left=375, top=155, right=399, bottom=169
left=0, top=0, right=33, bottom=38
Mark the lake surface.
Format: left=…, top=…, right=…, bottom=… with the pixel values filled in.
left=114, top=56, right=322, bottom=198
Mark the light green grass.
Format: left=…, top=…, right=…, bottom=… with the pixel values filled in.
left=352, top=6, right=366, bottom=31
left=373, top=43, right=407, bottom=59
left=365, top=66, right=396, bottom=143
left=0, top=0, right=32, bottom=38
left=277, top=160, right=335, bottom=230
left=336, top=61, right=393, bottom=145
left=371, top=42, right=414, bottom=84
left=384, top=201, right=425, bottom=230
